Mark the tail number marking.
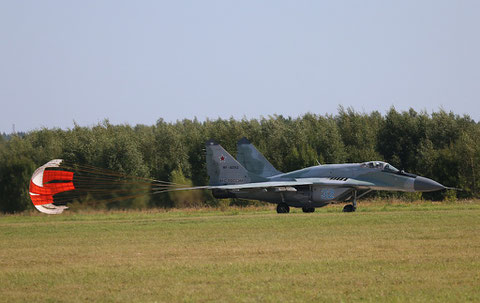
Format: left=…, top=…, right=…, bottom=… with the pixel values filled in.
left=219, top=178, right=246, bottom=183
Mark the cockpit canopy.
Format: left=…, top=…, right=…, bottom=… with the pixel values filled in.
left=361, top=161, right=399, bottom=173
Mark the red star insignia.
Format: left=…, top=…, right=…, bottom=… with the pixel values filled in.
left=220, top=155, right=225, bottom=162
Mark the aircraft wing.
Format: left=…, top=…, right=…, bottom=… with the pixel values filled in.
left=207, top=178, right=375, bottom=191
left=153, top=178, right=376, bottom=194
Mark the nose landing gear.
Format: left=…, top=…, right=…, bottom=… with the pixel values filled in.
left=342, top=190, right=358, bottom=212
left=342, top=204, right=356, bottom=212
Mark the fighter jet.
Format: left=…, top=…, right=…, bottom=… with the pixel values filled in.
left=205, top=138, right=447, bottom=213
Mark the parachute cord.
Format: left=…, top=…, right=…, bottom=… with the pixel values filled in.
left=34, top=160, right=200, bottom=210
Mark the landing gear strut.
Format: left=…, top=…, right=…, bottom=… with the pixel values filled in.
left=343, top=190, right=357, bottom=213
left=276, top=203, right=290, bottom=214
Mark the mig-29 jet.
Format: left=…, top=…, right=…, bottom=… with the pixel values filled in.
left=205, top=138, right=447, bottom=213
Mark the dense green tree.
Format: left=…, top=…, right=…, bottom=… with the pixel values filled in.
left=336, top=107, right=383, bottom=162
left=0, top=136, right=37, bottom=213
left=377, top=108, right=427, bottom=171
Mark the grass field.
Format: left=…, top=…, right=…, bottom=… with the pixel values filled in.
left=1, top=201, right=479, bottom=302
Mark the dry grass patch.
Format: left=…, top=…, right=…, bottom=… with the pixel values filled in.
left=1, top=201, right=479, bottom=302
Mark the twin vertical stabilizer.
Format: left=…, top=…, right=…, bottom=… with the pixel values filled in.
left=205, top=139, right=269, bottom=186
left=236, top=137, right=282, bottom=178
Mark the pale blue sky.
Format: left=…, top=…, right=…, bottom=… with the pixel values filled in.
left=1, top=1, right=479, bottom=133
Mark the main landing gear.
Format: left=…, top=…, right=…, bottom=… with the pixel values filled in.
left=342, top=190, right=358, bottom=212
left=302, top=207, right=315, bottom=213
left=276, top=204, right=315, bottom=213
left=276, top=203, right=290, bottom=213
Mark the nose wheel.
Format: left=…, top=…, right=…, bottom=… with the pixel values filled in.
left=343, top=190, right=358, bottom=212
left=342, top=204, right=356, bottom=212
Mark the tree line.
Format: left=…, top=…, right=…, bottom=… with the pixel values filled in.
left=1, top=107, right=479, bottom=213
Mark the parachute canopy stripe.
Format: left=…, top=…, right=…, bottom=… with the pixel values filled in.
left=30, top=194, right=54, bottom=205
left=43, top=170, right=74, bottom=183
left=29, top=180, right=75, bottom=195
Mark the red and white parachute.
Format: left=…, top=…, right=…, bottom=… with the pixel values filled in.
left=29, top=159, right=191, bottom=214
left=29, top=159, right=73, bottom=214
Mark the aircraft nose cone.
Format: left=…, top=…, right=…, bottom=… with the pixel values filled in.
left=414, top=176, right=445, bottom=192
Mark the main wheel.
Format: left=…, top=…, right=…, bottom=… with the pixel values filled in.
left=302, top=207, right=315, bottom=213
left=276, top=203, right=290, bottom=214
left=342, top=204, right=356, bottom=212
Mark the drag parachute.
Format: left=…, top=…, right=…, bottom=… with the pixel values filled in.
left=29, top=159, right=72, bottom=214
left=29, top=159, right=196, bottom=214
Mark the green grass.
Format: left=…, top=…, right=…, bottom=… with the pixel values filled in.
left=1, top=201, right=479, bottom=302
